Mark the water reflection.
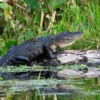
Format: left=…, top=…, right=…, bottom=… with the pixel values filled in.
left=0, top=78, right=100, bottom=100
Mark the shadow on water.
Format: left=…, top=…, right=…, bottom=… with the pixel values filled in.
left=0, top=78, right=100, bottom=100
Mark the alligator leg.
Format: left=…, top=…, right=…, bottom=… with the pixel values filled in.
left=11, top=56, right=31, bottom=66
left=44, top=44, right=56, bottom=59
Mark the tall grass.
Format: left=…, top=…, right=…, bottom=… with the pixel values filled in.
left=50, top=1, right=100, bottom=49
left=0, top=0, right=100, bottom=55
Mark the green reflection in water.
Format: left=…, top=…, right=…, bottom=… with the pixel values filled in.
left=0, top=78, right=100, bottom=100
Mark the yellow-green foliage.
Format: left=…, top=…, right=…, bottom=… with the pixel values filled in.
left=0, top=0, right=100, bottom=55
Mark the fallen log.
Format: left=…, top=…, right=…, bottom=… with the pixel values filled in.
left=57, top=50, right=100, bottom=66
left=0, top=50, right=100, bottom=80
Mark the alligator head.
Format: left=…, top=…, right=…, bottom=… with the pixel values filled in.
left=52, top=32, right=84, bottom=48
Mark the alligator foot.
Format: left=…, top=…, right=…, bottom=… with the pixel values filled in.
left=32, top=56, right=61, bottom=66
left=44, top=44, right=56, bottom=59
left=42, top=59, right=61, bottom=66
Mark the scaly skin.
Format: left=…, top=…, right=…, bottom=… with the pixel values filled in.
left=0, top=32, right=84, bottom=66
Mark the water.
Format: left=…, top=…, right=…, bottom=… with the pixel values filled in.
left=0, top=65, right=99, bottom=100
left=0, top=78, right=100, bottom=100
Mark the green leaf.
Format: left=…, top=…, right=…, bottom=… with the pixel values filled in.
left=24, top=31, right=34, bottom=40
left=4, top=6, right=10, bottom=21
left=0, top=2, right=12, bottom=21
left=0, top=38, right=5, bottom=48
left=0, top=2, right=12, bottom=10
left=1, top=40, right=16, bottom=55
left=18, top=35, right=25, bottom=44
left=5, top=40, right=17, bottom=48
left=0, top=2, right=8, bottom=9
left=24, top=0, right=39, bottom=10
left=49, top=0, right=66, bottom=10
left=42, top=0, right=49, bottom=10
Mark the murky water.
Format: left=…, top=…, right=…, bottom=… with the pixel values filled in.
left=0, top=78, right=100, bottom=100
left=0, top=66, right=99, bottom=100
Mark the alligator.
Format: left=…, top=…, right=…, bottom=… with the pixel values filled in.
left=0, top=32, right=84, bottom=66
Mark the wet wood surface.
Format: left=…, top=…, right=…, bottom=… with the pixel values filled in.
left=57, top=50, right=100, bottom=66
